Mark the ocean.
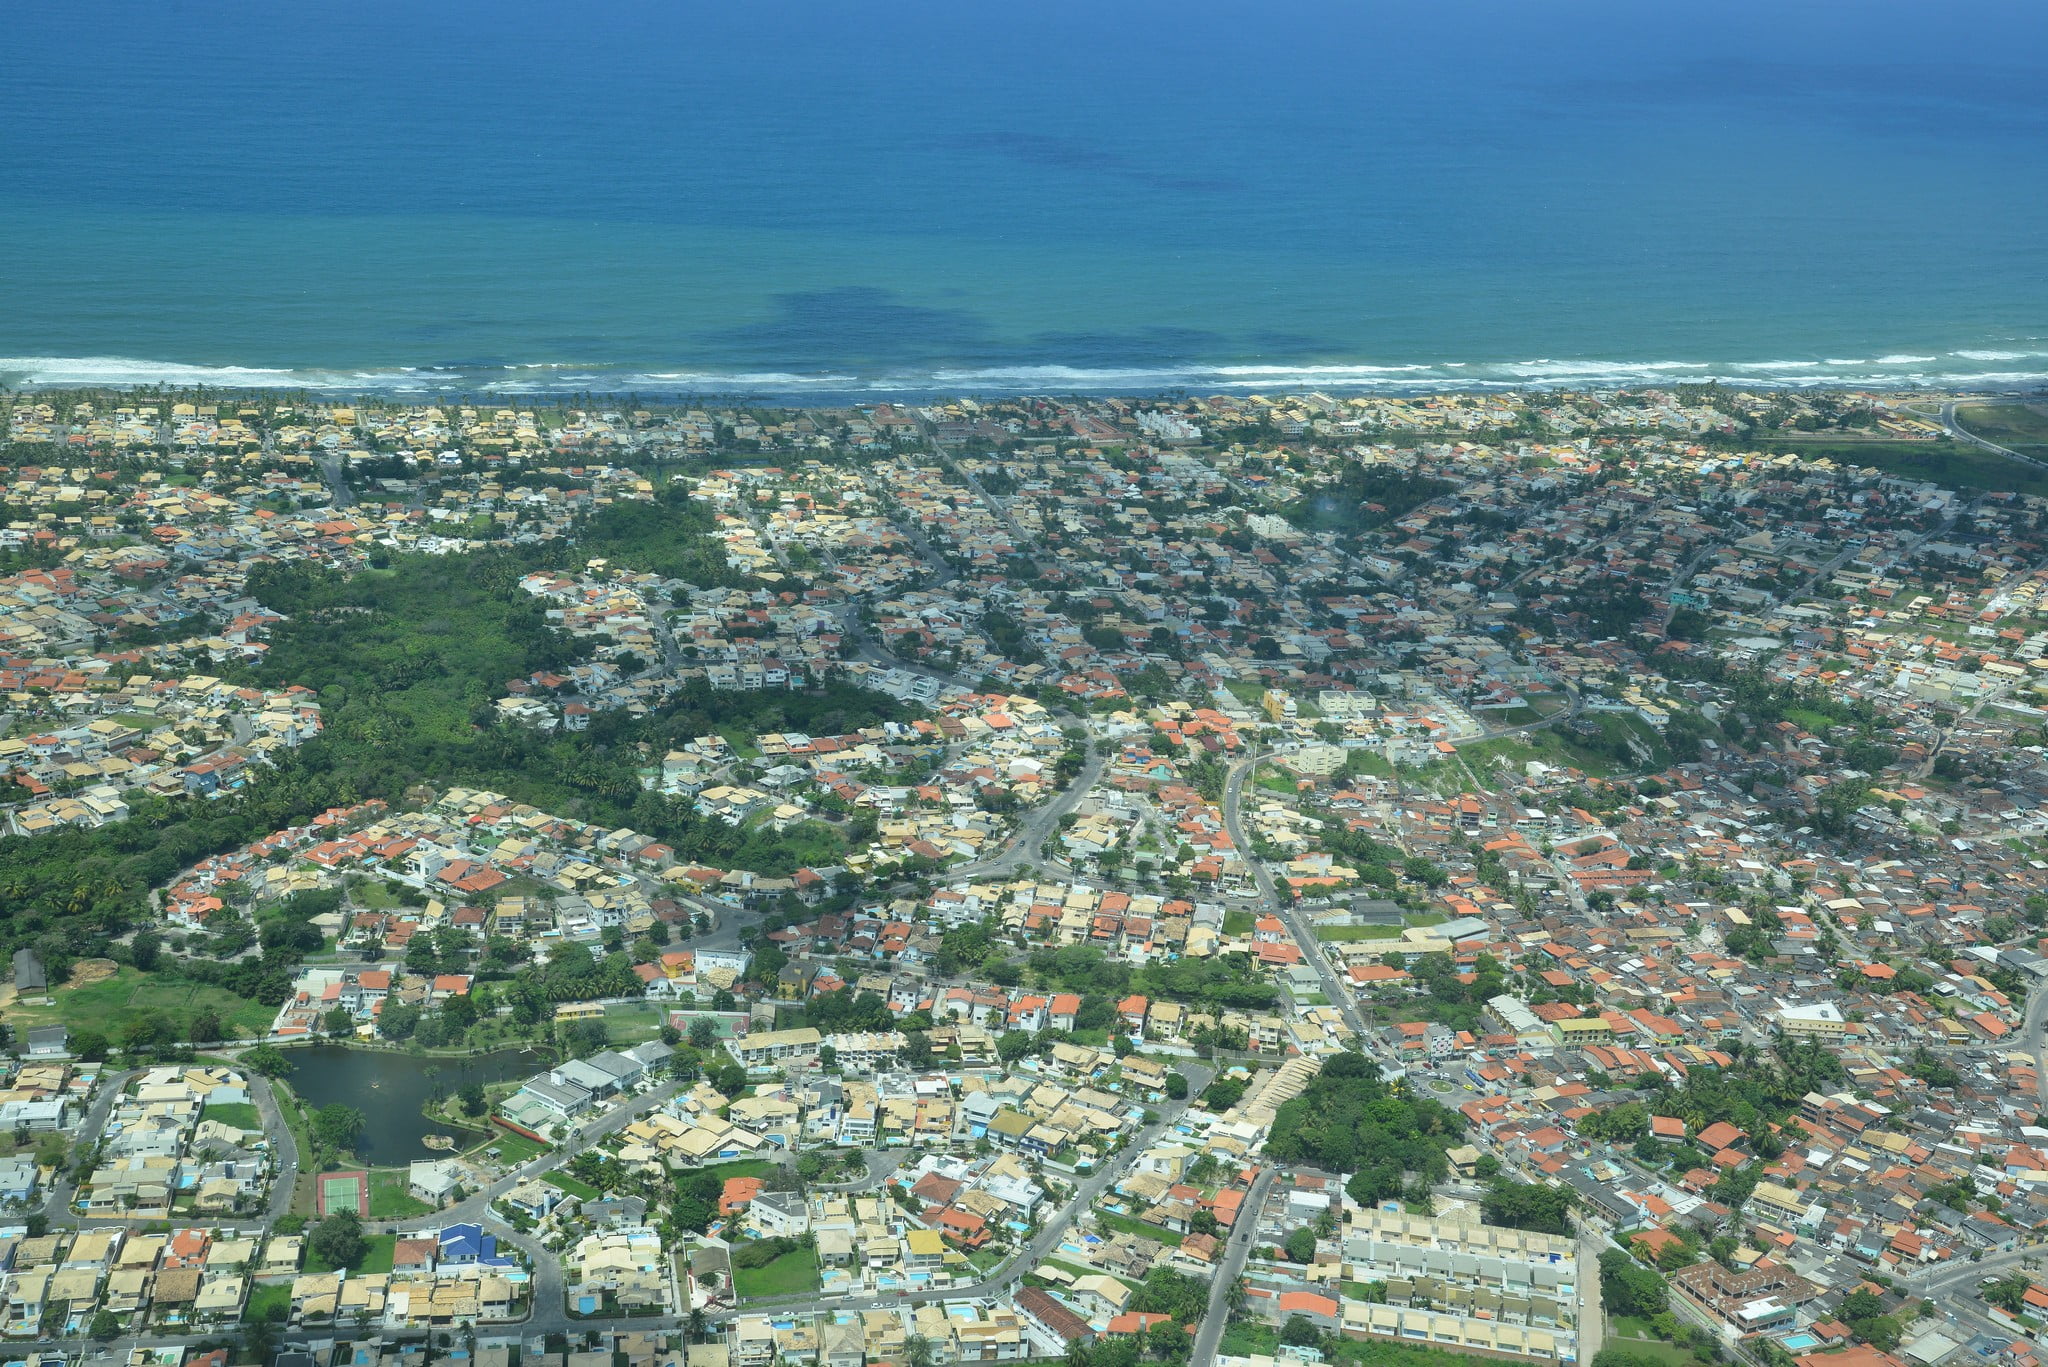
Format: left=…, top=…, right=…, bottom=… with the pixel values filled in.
left=2, top=0, right=2045, bottom=400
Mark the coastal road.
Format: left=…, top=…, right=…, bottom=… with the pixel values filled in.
left=1190, top=1167, right=1274, bottom=1366
left=1942, top=401, right=2048, bottom=471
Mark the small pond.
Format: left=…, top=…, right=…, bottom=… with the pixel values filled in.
left=283, top=1045, right=542, bottom=1165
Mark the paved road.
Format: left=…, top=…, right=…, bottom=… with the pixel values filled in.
left=1943, top=401, right=2048, bottom=471
left=315, top=453, right=355, bottom=508
left=2022, top=986, right=2048, bottom=1117
left=36, top=1068, right=136, bottom=1220
left=816, top=1147, right=913, bottom=1193
left=400, top=1076, right=695, bottom=1232
left=1222, top=753, right=1370, bottom=1041
left=701, top=1061, right=1215, bottom=1325
left=1576, top=1228, right=1607, bottom=1365
left=951, top=747, right=1105, bottom=881
left=1190, top=1167, right=1274, bottom=1366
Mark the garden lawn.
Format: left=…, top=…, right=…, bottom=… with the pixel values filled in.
left=306, top=1233, right=396, bottom=1276
left=243, top=1282, right=292, bottom=1322
left=201, top=1102, right=263, bottom=1132
left=367, top=1169, right=435, bottom=1219
left=352, top=881, right=414, bottom=911
left=474, top=1129, right=550, bottom=1164
left=546, top=1171, right=603, bottom=1201
left=1093, top=1211, right=1182, bottom=1246
left=1316, top=925, right=1401, bottom=941
left=732, top=1247, right=819, bottom=1300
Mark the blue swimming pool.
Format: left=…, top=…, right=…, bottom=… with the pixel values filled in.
left=1781, top=1335, right=1819, bottom=1351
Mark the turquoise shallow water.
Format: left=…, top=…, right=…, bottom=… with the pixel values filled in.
left=1, top=0, right=2045, bottom=398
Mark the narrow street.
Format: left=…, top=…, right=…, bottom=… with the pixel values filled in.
left=1190, top=1168, right=1274, bottom=1365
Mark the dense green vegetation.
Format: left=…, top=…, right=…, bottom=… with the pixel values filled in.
left=1265, top=1052, right=1463, bottom=1204
left=1023, top=942, right=1281, bottom=1012
left=0, top=494, right=907, bottom=988
left=1480, top=1177, right=1573, bottom=1234
left=574, top=496, right=743, bottom=584
left=1600, top=1248, right=1669, bottom=1318
left=1281, top=463, right=1454, bottom=535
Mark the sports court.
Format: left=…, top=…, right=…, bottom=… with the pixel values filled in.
left=317, top=1170, right=369, bottom=1218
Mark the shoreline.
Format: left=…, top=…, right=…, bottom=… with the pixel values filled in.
left=5, top=352, right=2048, bottom=403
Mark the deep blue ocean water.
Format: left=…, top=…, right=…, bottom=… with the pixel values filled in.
left=2, top=0, right=2045, bottom=399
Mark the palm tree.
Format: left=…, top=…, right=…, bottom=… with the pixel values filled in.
left=904, top=1334, right=936, bottom=1367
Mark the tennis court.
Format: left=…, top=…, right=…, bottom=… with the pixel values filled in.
left=318, top=1170, right=369, bottom=1218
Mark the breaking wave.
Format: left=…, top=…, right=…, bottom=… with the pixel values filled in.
left=2, top=349, right=2044, bottom=401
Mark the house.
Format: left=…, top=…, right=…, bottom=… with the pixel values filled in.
left=1017, top=1286, right=1096, bottom=1351
left=823, top=1319, right=866, bottom=1367
left=747, top=1193, right=809, bottom=1239
left=24, top=1026, right=67, bottom=1058
left=408, top=1159, right=462, bottom=1207
left=1070, top=1273, right=1131, bottom=1320
left=437, top=1223, right=512, bottom=1268
left=904, top=1229, right=947, bottom=1270
left=0, top=1157, right=39, bottom=1205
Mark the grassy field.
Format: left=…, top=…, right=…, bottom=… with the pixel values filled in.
left=473, top=1128, right=551, bottom=1164
left=3, top=966, right=274, bottom=1041
left=306, top=1233, right=396, bottom=1276
left=243, top=1282, right=292, bottom=1322
left=201, top=1102, right=263, bottom=1132
left=1957, top=402, right=2048, bottom=461
left=1756, top=435, right=2048, bottom=497
left=1221, top=910, right=1254, bottom=935
left=351, top=880, right=416, bottom=911
left=1220, top=1323, right=1280, bottom=1356
left=546, top=1171, right=603, bottom=1201
left=1093, top=1210, right=1183, bottom=1246
left=367, top=1169, right=435, bottom=1219
left=1606, top=1319, right=1697, bottom=1366
left=733, top=1247, right=820, bottom=1300
left=603, top=1001, right=670, bottom=1045
left=1316, top=924, right=1402, bottom=941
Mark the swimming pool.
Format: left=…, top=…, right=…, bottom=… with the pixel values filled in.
left=1781, top=1335, right=1819, bottom=1351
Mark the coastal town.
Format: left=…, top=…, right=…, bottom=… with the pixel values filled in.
left=5, top=385, right=2048, bottom=1367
